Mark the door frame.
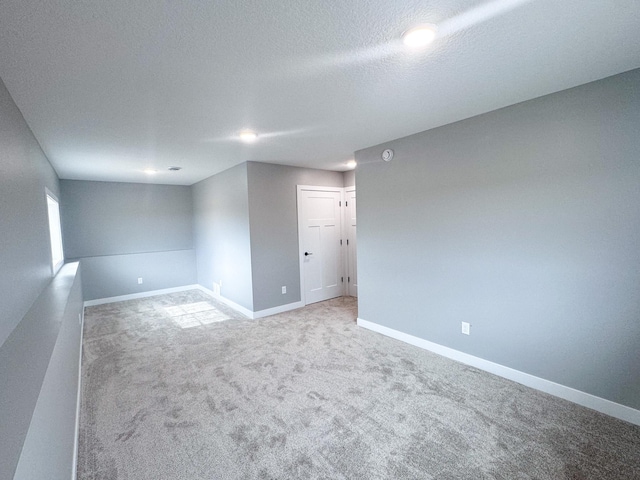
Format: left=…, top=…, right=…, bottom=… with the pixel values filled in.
left=344, top=186, right=357, bottom=297
left=297, top=185, right=346, bottom=306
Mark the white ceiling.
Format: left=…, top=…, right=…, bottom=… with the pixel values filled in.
left=1, top=0, right=639, bottom=185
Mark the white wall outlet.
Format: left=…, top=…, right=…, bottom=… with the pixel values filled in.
left=281, top=286, right=286, bottom=294
left=461, top=322, right=471, bottom=335
left=137, top=277, right=143, bottom=284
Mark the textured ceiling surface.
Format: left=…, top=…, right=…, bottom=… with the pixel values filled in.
left=1, top=0, right=639, bottom=185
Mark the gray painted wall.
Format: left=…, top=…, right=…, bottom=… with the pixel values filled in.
left=13, top=264, right=83, bottom=480
left=61, top=180, right=193, bottom=257
left=0, top=76, right=60, bottom=347
left=0, top=77, right=84, bottom=479
left=60, top=180, right=196, bottom=300
left=0, top=263, right=83, bottom=479
left=355, top=69, right=640, bottom=410
left=192, top=163, right=254, bottom=310
left=81, top=250, right=197, bottom=300
left=343, top=169, right=355, bottom=187
left=246, top=162, right=345, bottom=311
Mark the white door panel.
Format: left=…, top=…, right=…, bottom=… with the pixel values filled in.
left=299, top=187, right=343, bottom=304
left=306, top=225, right=322, bottom=291
left=323, top=224, right=339, bottom=289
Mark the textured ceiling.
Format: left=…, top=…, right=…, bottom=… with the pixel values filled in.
left=1, top=0, right=639, bottom=185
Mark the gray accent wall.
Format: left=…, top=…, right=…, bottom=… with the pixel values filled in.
left=246, top=162, right=344, bottom=311
left=12, top=264, right=83, bottom=480
left=61, top=180, right=193, bottom=257
left=0, top=75, right=84, bottom=479
left=0, top=263, right=83, bottom=479
left=193, top=163, right=254, bottom=310
left=355, top=69, right=640, bottom=410
left=80, top=250, right=197, bottom=300
left=61, top=180, right=196, bottom=300
left=0, top=76, right=60, bottom=347
left=192, top=161, right=347, bottom=313
left=343, top=169, right=355, bottom=188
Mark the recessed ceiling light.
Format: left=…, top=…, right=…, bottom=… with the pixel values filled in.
left=239, top=130, right=258, bottom=142
left=402, top=24, right=438, bottom=48
left=143, top=168, right=157, bottom=174
left=346, top=160, right=357, bottom=169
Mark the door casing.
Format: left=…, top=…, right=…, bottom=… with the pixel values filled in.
left=297, top=185, right=356, bottom=305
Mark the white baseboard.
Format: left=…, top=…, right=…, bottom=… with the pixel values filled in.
left=83, top=284, right=305, bottom=320
left=72, top=308, right=85, bottom=480
left=195, top=285, right=254, bottom=318
left=195, top=285, right=304, bottom=319
left=357, top=317, right=640, bottom=427
left=83, top=285, right=201, bottom=307
left=253, top=300, right=305, bottom=319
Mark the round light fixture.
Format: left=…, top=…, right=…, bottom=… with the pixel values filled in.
left=143, top=168, right=157, bottom=174
left=346, top=160, right=357, bottom=169
left=382, top=149, right=394, bottom=162
left=402, top=24, right=438, bottom=49
left=239, top=130, right=258, bottom=142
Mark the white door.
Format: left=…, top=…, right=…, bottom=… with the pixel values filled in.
left=298, top=187, right=343, bottom=304
left=345, top=188, right=357, bottom=297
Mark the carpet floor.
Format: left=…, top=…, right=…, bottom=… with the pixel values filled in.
left=78, top=290, right=640, bottom=479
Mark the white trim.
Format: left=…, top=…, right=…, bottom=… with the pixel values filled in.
left=344, top=186, right=357, bottom=298
left=194, top=285, right=254, bottom=318
left=297, top=185, right=346, bottom=305
left=357, top=317, right=640, bottom=427
left=72, top=308, right=85, bottom=480
left=83, top=285, right=201, bottom=307
left=83, top=284, right=305, bottom=320
left=254, top=301, right=305, bottom=319
left=45, top=188, right=64, bottom=276
left=195, top=285, right=304, bottom=319
left=296, top=186, right=307, bottom=306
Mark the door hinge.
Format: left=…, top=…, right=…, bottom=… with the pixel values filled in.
left=348, top=276, right=351, bottom=282
left=346, top=201, right=348, bottom=206
left=341, top=277, right=344, bottom=283
left=340, top=239, right=343, bottom=245
left=346, top=239, right=349, bottom=245
left=339, top=201, right=342, bottom=206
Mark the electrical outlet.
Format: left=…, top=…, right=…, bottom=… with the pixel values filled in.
left=461, top=322, right=471, bottom=335
left=281, top=286, right=286, bottom=294
left=137, top=277, right=143, bottom=284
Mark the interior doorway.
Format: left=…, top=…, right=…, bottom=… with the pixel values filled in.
left=297, top=185, right=357, bottom=305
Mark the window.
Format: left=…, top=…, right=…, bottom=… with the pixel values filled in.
left=46, top=190, right=64, bottom=275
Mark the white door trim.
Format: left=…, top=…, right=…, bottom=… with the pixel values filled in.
left=344, top=187, right=357, bottom=297
left=297, top=185, right=345, bottom=306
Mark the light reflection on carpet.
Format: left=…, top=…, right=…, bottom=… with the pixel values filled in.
left=163, top=301, right=231, bottom=328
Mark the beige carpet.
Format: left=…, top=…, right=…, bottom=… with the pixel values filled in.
left=78, top=290, right=640, bottom=479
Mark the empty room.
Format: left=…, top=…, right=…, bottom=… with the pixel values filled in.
left=1, top=1, right=639, bottom=479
